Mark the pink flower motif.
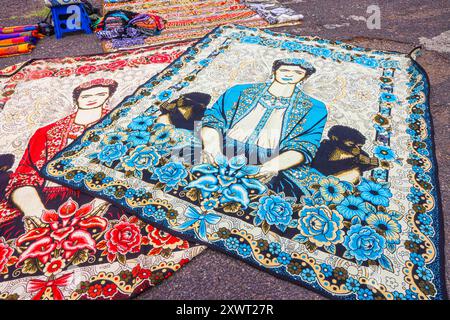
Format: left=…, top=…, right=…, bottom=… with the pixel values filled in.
left=16, top=198, right=107, bottom=266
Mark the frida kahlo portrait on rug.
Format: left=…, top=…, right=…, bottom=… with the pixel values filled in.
left=3, top=79, right=119, bottom=222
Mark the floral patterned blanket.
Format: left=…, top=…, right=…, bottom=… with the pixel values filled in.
left=42, top=25, right=447, bottom=300
left=0, top=44, right=206, bottom=300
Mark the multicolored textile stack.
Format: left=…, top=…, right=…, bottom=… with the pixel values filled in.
left=95, top=10, right=165, bottom=49
left=101, top=0, right=302, bottom=52
left=0, top=25, right=44, bottom=58
left=40, top=24, right=447, bottom=300
left=241, top=0, right=304, bottom=24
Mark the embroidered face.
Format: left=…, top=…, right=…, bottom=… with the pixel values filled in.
left=76, top=86, right=111, bottom=110
left=274, top=65, right=307, bottom=84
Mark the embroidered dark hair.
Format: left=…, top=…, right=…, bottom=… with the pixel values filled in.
left=327, top=125, right=367, bottom=145
left=272, top=59, right=316, bottom=77
left=162, top=92, right=212, bottom=114
left=72, top=79, right=119, bottom=103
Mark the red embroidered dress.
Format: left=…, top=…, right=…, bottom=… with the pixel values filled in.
left=5, top=110, right=109, bottom=202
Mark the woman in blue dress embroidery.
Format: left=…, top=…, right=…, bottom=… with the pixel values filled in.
left=200, top=58, right=328, bottom=198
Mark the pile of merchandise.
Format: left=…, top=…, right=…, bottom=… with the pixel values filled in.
left=94, top=10, right=165, bottom=49
left=0, top=25, right=44, bottom=58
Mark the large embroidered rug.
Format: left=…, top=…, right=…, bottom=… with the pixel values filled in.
left=101, top=0, right=302, bottom=52
left=43, top=25, right=447, bottom=300
left=0, top=44, right=206, bottom=300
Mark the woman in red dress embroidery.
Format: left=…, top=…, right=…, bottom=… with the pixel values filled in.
left=4, top=78, right=119, bottom=220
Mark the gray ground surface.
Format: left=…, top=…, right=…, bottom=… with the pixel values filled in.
left=0, top=0, right=449, bottom=300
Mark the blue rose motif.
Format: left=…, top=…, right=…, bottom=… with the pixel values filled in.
left=298, top=206, right=344, bottom=246
left=311, top=47, right=332, bottom=58
left=240, top=36, right=261, bottom=44
left=198, top=58, right=212, bottom=67
left=127, top=130, right=151, bottom=147
left=97, top=143, right=128, bottom=166
left=121, top=145, right=160, bottom=175
left=281, top=41, right=304, bottom=51
left=261, top=38, right=281, bottom=48
left=343, top=225, right=386, bottom=262
left=357, top=179, right=392, bottom=207
left=366, top=213, right=401, bottom=244
left=150, top=123, right=174, bottom=146
left=255, top=195, right=293, bottom=232
left=153, top=162, right=188, bottom=189
left=158, top=90, right=173, bottom=102
left=318, top=176, right=346, bottom=203
left=103, top=131, right=127, bottom=145
left=381, top=60, right=399, bottom=69
left=373, top=145, right=396, bottom=161
left=128, top=115, right=155, bottom=131
left=380, top=92, right=397, bottom=102
left=354, top=56, right=379, bottom=68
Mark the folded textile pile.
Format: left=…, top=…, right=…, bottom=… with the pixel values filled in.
left=101, top=0, right=302, bottom=52
left=0, top=44, right=207, bottom=300
left=241, top=0, right=304, bottom=24
left=0, top=25, right=44, bottom=58
left=94, top=10, right=165, bottom=49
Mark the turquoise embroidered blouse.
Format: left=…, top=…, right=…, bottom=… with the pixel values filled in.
left=202, top=82, right=328, bottom=164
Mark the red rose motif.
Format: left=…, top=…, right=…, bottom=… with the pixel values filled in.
left=149, top=53, right=171, bottom=64
left=0, top=238, right=13, bottom=272
left=75, top=65, right=97, bottom=76
left=146, top=225, right=189, bottom=256
left=28, top=69, right=54, bottom=80
left=105, top=60, right=127, bottom=71
left=130, top=56, right=148, bottom=65
left=105, top=220, right=142, bottom=257
left=11, top=72, right=25, bottom=82
left=55, top=68, right=74, bottom=77
left=179, top=258, right=190, bottom=267
left=132, top=264, right=142, bottom=277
